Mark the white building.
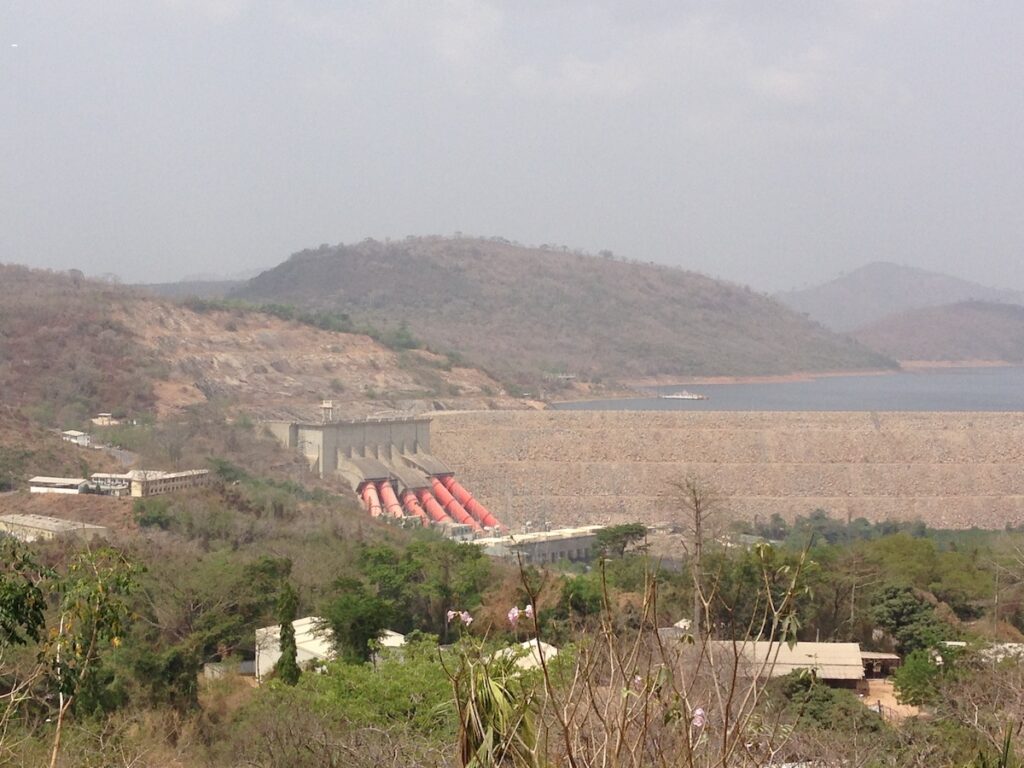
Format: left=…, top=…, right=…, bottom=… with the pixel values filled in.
left=60, top=430, right=91, bottom=448
left=0, top=513, right=107, bottom=542
left=494, top=640, right=559, bottom=671
left=127, top=469, right=211, bottom=497
left=90, top=473, right=132, bottom=497
left=254, top=616, right=335, bottom=684
left=475, top=525, right=605, bottom=564
left=29, top=476, right=88, bottom=495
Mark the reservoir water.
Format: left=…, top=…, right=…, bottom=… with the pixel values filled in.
left=551, top=366, right=1024, bottom=412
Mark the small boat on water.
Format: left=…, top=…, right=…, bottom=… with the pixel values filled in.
left=659, top=390, right=708, bottom=401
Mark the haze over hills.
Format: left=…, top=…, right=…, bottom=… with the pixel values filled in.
left=230, top=237, right=895, bottom=384
left=775, top=262, right=1024, bottom=332
left=852, top=301, right=1024, bottom=363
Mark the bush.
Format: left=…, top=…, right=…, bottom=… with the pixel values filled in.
left=893, top=649, right=942, bottom=706
left=133, top=498, right=172, bottom=530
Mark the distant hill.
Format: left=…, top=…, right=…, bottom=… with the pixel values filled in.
left=776, top=262, right=1024, bottom=332
left=852, top=301, right=1024, bottom=363
left=230, top=237, right=894, bottom=383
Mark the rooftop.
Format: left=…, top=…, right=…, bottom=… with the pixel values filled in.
left=29, top=476, right=87, bottom=486
left=476, top=525, right=605, bottom=547
left=0, top=513, right=107, bottom=533
left=709, top=640, right=865, bottom=681
left=255, top=615, right=331, bottom=650
left=126, top=469, right=210, bottom=481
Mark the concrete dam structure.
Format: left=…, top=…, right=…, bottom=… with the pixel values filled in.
left=266, top=414, right=504, bottom=535
left=428, top=411, right=1024, bottom=530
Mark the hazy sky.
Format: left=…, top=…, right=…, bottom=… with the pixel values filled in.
left=3, top=1, right=1023, bottom=291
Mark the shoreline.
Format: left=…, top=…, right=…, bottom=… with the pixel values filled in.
left=547, top=361, right=1022, bottom=406
left=621, top=368, right=895, bottom=389
left=898, top=359, right=1014, bottom=371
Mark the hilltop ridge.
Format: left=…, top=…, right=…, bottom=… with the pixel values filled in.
left=231, top=237, right=894, bottom=384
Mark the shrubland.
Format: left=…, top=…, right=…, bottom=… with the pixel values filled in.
left=4, top=468, right=1024, bottom=767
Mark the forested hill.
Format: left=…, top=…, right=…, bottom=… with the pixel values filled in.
left=231, top=237, right=895, bottom=383
left=776, top=262, right=1024, bottom=332
left=852, top=301, right=1024, bottom=363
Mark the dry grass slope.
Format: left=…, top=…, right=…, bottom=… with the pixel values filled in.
left=0, top=265, right=161, bottom=425
left=0, top=265, right=524, bottom=428
left=232, top=237, right=894, bottom=383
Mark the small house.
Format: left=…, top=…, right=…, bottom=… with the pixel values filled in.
left=254, top=616, right=335, bottom=684
left=0, top=513, right=107, bottom=542
left=60, top=430, right=91, bottom=448
left=29, top=476, right=88, bottom=495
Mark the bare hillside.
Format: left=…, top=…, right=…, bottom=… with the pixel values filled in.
left=776, top=262, right=1024, bottom=332
left=0, top=406, right=121, bottom=491
left=0, top=265, right=524, bottom=428
left=852, top=301, right=1024, bottom=363
left=0, top=265, right=161, bottom=424
left=116, top=300, right=522, bottom=420
left=231, top=237, right=894, bottom=384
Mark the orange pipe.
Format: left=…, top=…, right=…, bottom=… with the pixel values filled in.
left=416, top=488, right=452, bottom=524
left=378, top=481, right=404, bottom=519
left=400, top=489, right=430, bottom=526
left=442, top=476, right=503, bottom=530
left=430, top=477, right=481, bottom=531
left=361, top=484, right=382, bottom=517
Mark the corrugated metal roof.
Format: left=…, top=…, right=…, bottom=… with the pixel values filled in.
left=29, top=477, right=87, bottom=485
left=710, top=641, right=865, bottom=681
left=0, top=514, right=106, bottom=532
left=476, top=525, right=605, bottom=547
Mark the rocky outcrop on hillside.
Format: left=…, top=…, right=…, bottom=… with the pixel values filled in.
left=117, top=301, right=525, bottom=420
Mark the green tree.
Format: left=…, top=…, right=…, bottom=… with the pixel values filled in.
left=559, top=574, right=603, bottom=618
left=47, top=547, right=137, bottom=768
left=892, top=649, right=941, bottom=706
left=871, top=584, right=945, bottom=654
left=276, top=582, right=300, bottom=685
left=321, top=578, right=392, bottom=663
left=357, top=540, right=491, bottom=641
left=774, top=671, right=885, bottom=732
left=595, top=523, right=647, bottom=558
left=0, top=538, right=49, bottom=646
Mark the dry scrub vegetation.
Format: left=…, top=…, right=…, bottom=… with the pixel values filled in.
left=0, top=266, right=161, bottom=425
left=232, top=236, right=895, bottom=386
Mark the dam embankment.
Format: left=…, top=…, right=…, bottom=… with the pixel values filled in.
left=429, top=411, right=1024, bottom=530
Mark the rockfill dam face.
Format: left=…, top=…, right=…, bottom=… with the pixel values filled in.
left=428, top=411, right=1024, bottom=530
